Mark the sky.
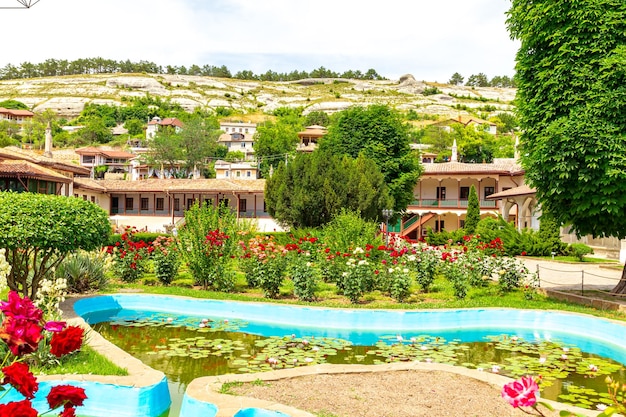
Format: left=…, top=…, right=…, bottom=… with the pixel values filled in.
left=0, top=0, right=520, bottom=83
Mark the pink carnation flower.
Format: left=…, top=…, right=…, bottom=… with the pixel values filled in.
left=501, top=376, right=539, bottom=408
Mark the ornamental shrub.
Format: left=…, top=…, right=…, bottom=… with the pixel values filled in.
left=55, top=250, right=108, bottom=293
left=151, top=236, right=180, bottom=285
left=322, top=209, right=381, bottom=254
left=406, top=245, right=439, bottom=293
left=567, top=243, right=594, bottom=262
left=288, top=255, right=319, bottom=302
left=105, top=227, right=151, bottom=282
left=341, top=254, right=373, bottom=303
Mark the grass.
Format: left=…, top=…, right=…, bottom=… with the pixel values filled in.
left=32, top=345, right=128, bottom=376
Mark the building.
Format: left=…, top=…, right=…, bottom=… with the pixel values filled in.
left=393, top=158, right=533, bottom=239
left=75, top=147, right=137, bottom=179
left=218, top=122, right=257, bottom=161
left=214, top=160, right=258, bottom=180
left=297, top=125, right=327, bottom=152
left=0, top=107, right=34, bottom=125
left=145, top=117, right=184, bottom=139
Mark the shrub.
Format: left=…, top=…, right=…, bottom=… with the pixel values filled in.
left=323, top=209, right=382, bottom=254
left=341, top=252, right=373, bottom=303
left=55, top=250, right=108, bottom=293
left=288, top=255, right=319, bottom=302
left=151, top=236, right=180, bottom=285
left=567, top=243, right=594, bottom=261
left=171, top=278, right=194, bottom=288
left=105, top=227, right=151, bottom=282
left=407, top=246, right=439, bottom=293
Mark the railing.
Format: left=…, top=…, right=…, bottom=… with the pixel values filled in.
left=409, top=199, right=497, bottom=209
left=535, top=263, right=623, bottom=298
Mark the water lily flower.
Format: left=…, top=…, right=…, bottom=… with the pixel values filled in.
left=166, top=317, right=174, bottom=323
left=588, top=364, right=598, bottom=372
left=420, top=345, right=428, bottom=351
left=539, top=357, right=546, bottom=364
left=304, top=357, right=313, bottom=363
left=396, top=335, right=403, bottom=342
left=561, top=354, right=568, bottom=360
left=492, top=365, right=501, bottom=373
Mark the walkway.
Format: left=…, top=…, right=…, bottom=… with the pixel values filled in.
left=521, top=258, right=623, bottom=291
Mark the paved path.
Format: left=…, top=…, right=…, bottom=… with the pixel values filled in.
left=520, top=258, right=623, bottom=291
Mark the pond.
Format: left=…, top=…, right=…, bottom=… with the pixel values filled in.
left=74, top=294, right=626, bottom=416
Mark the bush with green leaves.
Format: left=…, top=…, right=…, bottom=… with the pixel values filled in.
left=493, top=257, right=529, bottom=293
left=0, top=192, right=110, bottom=298
left=55, top=250, right=108, bottom=293
left=383, top=265, right=412, bottom=302
left=288, top=255, right=319, bottom=302
left=322, top=209, right=382, bottom=254
left=407, top=247, right=440, bottom=293
left=341, top=251, right=374, bottom=303
left=105, top=227, right=151, bottom=283
left=567, top=243, right=594, bottom=262
left=177, top=202, right=240, bottom=291
left=151, top=236, right=180, bottom=285
left=440, top=252, right=469, bottom=299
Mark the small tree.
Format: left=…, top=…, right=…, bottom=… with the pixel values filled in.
left=0, top=192, right=111, bottom=299
left=448, top=72, right=464, bottom=85
left=464, top=185, right=480, bottom=235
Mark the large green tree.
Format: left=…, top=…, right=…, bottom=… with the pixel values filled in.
left=0, top=192, right=110, bottom=299
left=253, top=119, right=302, bottom=178
left=265, top=150, right=391, bottom=228
left=318, top=104, right=422, bottom=214
left=507, top=0, right=626, bottom=292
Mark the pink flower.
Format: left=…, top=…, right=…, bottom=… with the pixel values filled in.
left=0, top=291, right=43, bottom=322
left=501, top=376, right=539, bottom=408
left=44, top=321, right=67, bottom=332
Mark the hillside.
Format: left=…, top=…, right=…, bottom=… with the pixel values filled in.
left=0, top=73, right=516, bottom=120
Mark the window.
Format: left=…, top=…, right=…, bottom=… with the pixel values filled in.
left=239, top=199, right=247, bottom=213
left=241, top=142, right=246, bottom=148
left=246, top=171, right=251, bottom=177
left=174, top=198, right=180, bottom=211
left=141, top=198, right=149, bottom=211
left=156, top=198, right=164, bottom=211
left=187, top=198, right=194, bottom=210
left=83, top=195, right=87, bottom=201
left=484, top=187, right=495, bottom=198
left=236, top=171, right=241, bottom=177
left=225, top=171, right=229, bottom=177
left=436, top=187, right=446, bottom=200
left=435, top=220, right=445, bottom=232
left=219, top=198, right=230, bottom=207
left=460, top=186, right=470, bottom=200
left=204, top=198, right=213, bottom=207
left=91, top=196, right=96, bottom=203
left=125, top=197, right=134, bottom=210
left=459, top=219, right=466, bottom=228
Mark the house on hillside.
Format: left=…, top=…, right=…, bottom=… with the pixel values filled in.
left=218, top=122, right=257, bottom=161
left=75, top=147, right=136, bottom=179
left=145, top=116, right=184, bottom=139
left=0, top=107, right=34, bottom=125
left=297, top=125, right=327, bottom=153
left=214, top=160, right=258, bottom=179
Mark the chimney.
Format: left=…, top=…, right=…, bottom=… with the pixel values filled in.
left=43, top=122, right=53, bottom=158
left=451, top=139, right=458, bottom=162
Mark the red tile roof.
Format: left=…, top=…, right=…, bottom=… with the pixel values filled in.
left=486, top=184, right=536, bottom=200
left=422, top=160, right=524, bottom=176
left=0, top=107, right=34, bottom=117
left=0, top=160, right=71, bottom=182
left=75, top=147, right=136, bottom=159
left=74, top=178, right=266, bottom=193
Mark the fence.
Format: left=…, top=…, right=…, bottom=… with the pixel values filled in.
left=535, top=263, right=625, bottom=298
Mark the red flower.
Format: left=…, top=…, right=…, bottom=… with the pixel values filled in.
left=0, top=399, right=38, bottom=417
left=2, top=362, right=38, bottom=399
left=0, top=318, right=43, bottom=356
left=59, top=407, right=77, bottom=417
left=0, top=291, right=43, bottom=322
left=501, top=376, right=539, bottom=408
left=47, top=385, right=87, bottom=409
left=44, top=321, right=67, bottom=333
left=521, top=251, right=527, bottom=256
left=50, top=326, right=84, bottom=357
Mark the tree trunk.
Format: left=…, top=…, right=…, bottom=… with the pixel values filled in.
left=610, top=264, right=626, bottom=294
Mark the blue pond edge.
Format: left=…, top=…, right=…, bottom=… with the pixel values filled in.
left=22, top=293, right=625, bottom=417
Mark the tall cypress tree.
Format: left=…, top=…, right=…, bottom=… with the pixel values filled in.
left=464, top=185, right=480, bottom=235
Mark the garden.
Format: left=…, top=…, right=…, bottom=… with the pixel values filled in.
left=0, top=192, right=625, bottom=417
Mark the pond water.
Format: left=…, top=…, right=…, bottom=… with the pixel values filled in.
left=77, top=296, right=626, bottom=416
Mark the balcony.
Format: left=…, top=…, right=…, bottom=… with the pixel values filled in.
left=410, top=199, right=497, bottom=209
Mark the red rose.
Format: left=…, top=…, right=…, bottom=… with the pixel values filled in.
left=47, top=385, right=87, bottom=409
left=2, top=362, right=38, bottom=399
left=0, top=318, right=43, bottom=356
left=59, top=407, right=77, bottom=417
left=50, top=326, right=84, bottom=357
left=0, top=399, right=38, bottom=417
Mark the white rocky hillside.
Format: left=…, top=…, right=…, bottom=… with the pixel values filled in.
left=0, top=73, right=516, bottom=119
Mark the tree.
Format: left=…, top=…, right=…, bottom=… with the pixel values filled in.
left=507, top=0, right=626, bottom=292
left=265, top=151, right=391, bottom=228
left=124, top=118, right=145, bottom=136
left=0, top=99, right=28, bottom=110
left=253, top=119, right=301, bottom=178
left=464, top=185, right=480, bottom=235
left=0, top=192, right=110, bottom=299
left=318, top=104, right=422, bottom=214
left=448, top=72, right=464, bottom=85
left=75, top=118, right=113, bottom=144
left=304, top=111, right=330, bottom=127
left=465, top=73, right=489, bottom=87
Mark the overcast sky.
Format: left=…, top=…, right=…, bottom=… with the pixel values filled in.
left=0, top=0, right=519, bottom=83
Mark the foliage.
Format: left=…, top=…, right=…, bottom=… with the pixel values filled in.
left=426, top=228, right=466, bottom=246
left=507, top=0, right=626, bottom=240
left=465, top=72, right=489, bottom=87
left=0, top=99, right=28, bottom=109
left=422, top=86, right=442, bottom=96
left=494, top=256, right=529, bottom=293
left=151, top=236, right=180, bottom=285
left=253, top=118, right=301, bottom=178
left=55, top=250, right=108, bottom=293
left=319, top=104, right=423, bottom=214
left=105, top=227, right=152, bottom=282
left=440, top=252, right=469, bottom=299
left=406, top=246, right=439, bottom=292
left=567, top=243, right=594, bottom=262
left=240, top=235, right=287, bottom=298
left=304, top=111, right=330, bottom=127
left=177, top=202, right=240, bottom=291
left=265, top=151, right=391, bottom=228
left=288, top=254, right=319, bottom=302
left=448, top=72, right=464, bottom=85
left=464, top=185, right=480, bottom=234
left=341, top=252, right=372, bottom=303
left=537, top=212, right=567, bottom=256
left=322, top=209, right=382, bottom=255
left=0, top=192, right=110, bottom=299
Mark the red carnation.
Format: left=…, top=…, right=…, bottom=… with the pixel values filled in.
left=47, top=385, right=87, bottom=409
left=0, top=399, right=38, bottom=417
left=0, top=291, right=43, bottom=322
left=50, top=326, right=84, bottom=357
left=2, top=362, right=38, bottom=399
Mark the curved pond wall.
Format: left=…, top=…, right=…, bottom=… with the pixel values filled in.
left=72, top=294, right=626, bottom=417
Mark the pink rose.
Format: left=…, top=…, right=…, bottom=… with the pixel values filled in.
left=501, top=376, right=539, bottom=408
